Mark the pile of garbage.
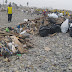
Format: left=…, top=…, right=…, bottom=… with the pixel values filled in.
left=1, top=13, right=72, bottom=58
left=38, top=13, right=72, bottom=37
left=0, top=26, right=33, bottom=58
left=16, top=16, right=65, bottom=37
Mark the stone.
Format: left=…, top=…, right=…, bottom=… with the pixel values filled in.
left=69, top=66, right=72, bottom=70
left=65, top=55, right=71, bottom=59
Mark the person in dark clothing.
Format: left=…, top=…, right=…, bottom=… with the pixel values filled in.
left=27, top=2, right=29, bottom=6
left=8, top=14, right=12, bottom=22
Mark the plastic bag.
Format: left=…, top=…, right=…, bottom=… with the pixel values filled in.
left=70, top=23, right=72, bottom=27
left=6, top=28, right=9, bottom=32
left=24, top=19, right=28, bottom=22
left=39, top=26, right=50, bottom=37
left=48, top=18, right=56, bottom=24
left=48, top=13, right=58, bottom=18
left=50, top=24, right=61, bottom=34
left=12, top=45, right=16, bottom=53
left=20, top=30, right=26, bottom=35
left=61, top=19, right=69, bottom=33
left=8, top=42, right=12, bottom=50
left=58, top=13, right=63, bottom=17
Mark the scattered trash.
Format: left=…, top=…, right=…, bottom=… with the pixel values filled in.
left=24, top=19, right=28, bottom=22
left=58, top=13, right=63, bottom=17
left=4, top=57, right=10, bottom=62
left=44, top=47, right=51, bottom=51
left=0, top=14, right=71, bottom=58
left=6, top=28, right=9, bottom=32
left=10, top=36, right=25, bottom=53
left=20, top=30, right=27, bottom=35
left=49, top=33, right=57, bottom=37
left=17, top=54, right=21, bottom=56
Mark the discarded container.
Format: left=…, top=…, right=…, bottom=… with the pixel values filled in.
left=61, top=19, right=69, bottom=33
left=17, top=25, right=20, bottom=29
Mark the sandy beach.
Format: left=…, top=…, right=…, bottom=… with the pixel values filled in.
left=0, top=8, right=41, bottom=28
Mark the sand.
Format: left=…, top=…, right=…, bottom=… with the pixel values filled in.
left=0, top=8, right=41, bottom=28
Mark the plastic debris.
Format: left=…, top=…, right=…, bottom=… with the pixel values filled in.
left=58, top=13, right=63, bottom=17
left=20, top=30, right=27, bottom=35
left=61, top=19, right=69, bottom=33
left=24, top=19, right=28, bottom=22
left=6, top=28, right=9, bottom=32
left=48, top=13, right=58, bottom=18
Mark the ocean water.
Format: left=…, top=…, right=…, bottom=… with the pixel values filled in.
left=0, top=0, right=72, bottom=10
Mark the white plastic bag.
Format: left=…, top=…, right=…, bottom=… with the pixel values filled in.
left=24, top=19, right=28, bottom=22
left=12, top=45, right=16, bottom=53
left=61, top=19, right=69, bottom=33
left=48, top=13, right=58, bottom=18
left=70, top=23, right=72, bottom=27
left=20, top=30, right=26, bottom=35
left=58, top=13, right=63, bottom=17
left=8, top=42, right=12, bottom=50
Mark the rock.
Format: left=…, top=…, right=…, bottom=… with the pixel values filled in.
left=65, top=55, right=71, bottom=59
left=69, top=66, right=72, bottom=70
left=62, top=69, right=67, bottom=72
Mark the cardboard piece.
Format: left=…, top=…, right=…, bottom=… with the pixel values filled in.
left=10, top=36, right=25, bottom=53
left=44, top=47, right=51, bottom=51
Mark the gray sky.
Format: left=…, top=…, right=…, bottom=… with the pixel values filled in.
left=0, top=0, right=72, bottom=10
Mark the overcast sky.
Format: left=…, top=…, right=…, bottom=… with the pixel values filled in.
left=0, top=0, right=72, bottom=10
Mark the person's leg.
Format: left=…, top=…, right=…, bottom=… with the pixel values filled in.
left=10, top=14, right=12, bottom=22
left=8, top=14, right=10, bottom=22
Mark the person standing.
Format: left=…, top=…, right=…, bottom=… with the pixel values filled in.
left=7, top=3, right=12, bottom=23
left=31, top=8, right=34, bottom=16
left=27, top=2, right=29, bottom=6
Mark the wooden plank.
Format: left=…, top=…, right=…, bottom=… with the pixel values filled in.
left=0, top=31, right=13, bottom=36
left=10, top=36, right=25, bottom=53
left=49, top=33, right=57, bottom=37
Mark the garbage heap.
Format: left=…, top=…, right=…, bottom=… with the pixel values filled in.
left=0, top=27, right=33, bottom=58
left=17, top=14, right=72, bottom=38
left=18, top=16, right=65, bottom=37
left=0, top=14, right=71, bottom=58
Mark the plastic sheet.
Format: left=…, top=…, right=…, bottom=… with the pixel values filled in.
left=61, top=19, right=69, bottom=33
left=48, top=13, right=58, bottom=18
